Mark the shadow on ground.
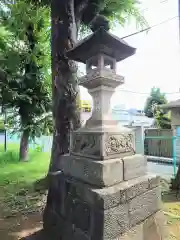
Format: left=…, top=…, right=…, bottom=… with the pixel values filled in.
left=0, top=213, right=43, bottom=240
left=0, top=178, right=48, bottom=240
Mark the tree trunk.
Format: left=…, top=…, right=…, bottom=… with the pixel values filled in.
left=19, top=130, right=29, bottom=161
left=43, top=1, right=101, bottom=236
left=171, top=164, right=180, bottom=190
left=48, top=0, right=80, bottom=173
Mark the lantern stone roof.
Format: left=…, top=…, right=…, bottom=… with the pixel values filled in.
left=66, top=27, right=136, bottom=63
left=160, top=99, right=180, bottom=109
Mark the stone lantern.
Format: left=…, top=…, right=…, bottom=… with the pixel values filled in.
left=43, top=15, right=165, bottom=240
left=67, top=17, right=136, bottom=160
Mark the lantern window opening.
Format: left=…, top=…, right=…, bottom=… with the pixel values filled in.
left=86, top=53, right=117, bottom=74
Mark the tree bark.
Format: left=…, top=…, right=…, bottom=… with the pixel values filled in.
left=176, top=166, right=180, bottom=185
left=19, top=130, right=29, bottom=161
left=43, top=1, right=102, bottom=236
left=171, top=164, right=180, bottom=190
left=48, top=0, right=80, bottom=173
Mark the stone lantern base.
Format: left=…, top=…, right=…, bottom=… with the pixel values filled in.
left=43, top=153, right=166, bottom=240
left=117, top=211, right=166, bottom=240
left=42, top=123, right=166, bottom=240
left=25, top=210, right=165, bottom=240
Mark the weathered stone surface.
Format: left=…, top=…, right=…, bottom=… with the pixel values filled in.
left=59, top=154, right=123, bottom=187
left=123, top=175, right=149, bottom=201
left=79, top=68, right=124, bottom=89
left=71, top=130, right=135, bottom=160
left=112, top=223, right=143, bottom=240
left=43, top=173, right=162, bottom=239
left=92, top=204, right=129, bottom=239
left=55, top=174, right=159, bottom=211
left=64, top=195, right=91, bottom=232
left=123, top=154, right=147, bottom=181
left=71, top=132, right=103, bottom=159
left=90, top=174, right=158, bottom=209
left=128, top=187, right=161, bottom=227
left=91, top=183, right=126, bottom=209
left=104, top=132, right=135, bottom=158
left=25, top=211, right=166, bottom=240
left=148, top=175, right=160, bottom=189
left=110, top=211, right=166, bottom=240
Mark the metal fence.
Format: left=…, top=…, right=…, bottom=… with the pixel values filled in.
left=144, top=135, right=178, bottom=178
left=144, top=129, right=173, bottom=158
left=0, top=132, right=53, bottom=152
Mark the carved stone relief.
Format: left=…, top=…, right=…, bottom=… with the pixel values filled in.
left=105, top=134, right=135, bottom=155
left=81, top=69, right=101, bottom=82
left=72, top=134, right=101, bottom=156
left=80, top=68, right=124, bottom=84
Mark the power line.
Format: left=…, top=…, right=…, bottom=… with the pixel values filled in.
left=122, top=15, right=178, bottom=39
left=120, top=2, right=179, bottom=96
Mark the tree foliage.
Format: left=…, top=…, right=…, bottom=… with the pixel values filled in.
left=5, top=0, right=147, bottom=165
left=144, top=87, right=171, bottom=129
left=29, top=0, right=147, bottom=28
left=144, top=87, right=168, bottom=118
left=0, top=0, right=52, bottom=159
left=155, top=108, right=171, bottom=129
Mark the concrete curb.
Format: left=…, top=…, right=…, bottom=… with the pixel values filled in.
left=147, top=156, right=179, bottom=165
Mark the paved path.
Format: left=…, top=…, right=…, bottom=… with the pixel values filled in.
left=147, top=162, right=177, bottom=179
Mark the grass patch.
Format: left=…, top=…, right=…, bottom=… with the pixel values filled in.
left=161, top=179, right=180, bottom=239
left=0, top=144, right=20, bottom=165
left=0, top=144, right=50, bottom=217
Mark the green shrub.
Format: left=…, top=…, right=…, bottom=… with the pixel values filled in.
left=0, top=150, right=19, bottom=165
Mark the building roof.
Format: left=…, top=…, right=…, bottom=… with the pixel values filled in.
left=160, top=99, right=180, bottom=109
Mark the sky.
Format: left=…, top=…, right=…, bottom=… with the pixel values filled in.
left=80, top=0, right=180, bottom=110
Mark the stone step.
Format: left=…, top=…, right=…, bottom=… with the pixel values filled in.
left=59, top=154, right=147, bottom=187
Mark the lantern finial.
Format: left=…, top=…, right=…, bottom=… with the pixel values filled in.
left=90, top=14, right=110, bottom=32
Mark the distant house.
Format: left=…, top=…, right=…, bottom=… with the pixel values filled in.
left=80, top=104, right=154, bottom=127
left=112, top=105, right=154, bottom=127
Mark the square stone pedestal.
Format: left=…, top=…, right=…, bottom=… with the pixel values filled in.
left=43, top=154, right=165, bottom=240
left=117, top=210, right=166, bottom=240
